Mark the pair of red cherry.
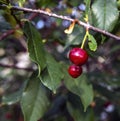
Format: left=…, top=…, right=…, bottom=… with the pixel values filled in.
left=68, top=48, right=88, bottom=78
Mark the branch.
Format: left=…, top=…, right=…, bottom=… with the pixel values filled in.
left=0, top=13, right=38, bottom=41
left=1, top=4, right=120, bottom=41
left=0, top=63, right=34, bottom=71
left=0, top=29, right=14, bottom=41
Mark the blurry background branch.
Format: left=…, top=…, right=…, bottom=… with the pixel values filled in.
left=0, top=4, right=120, bottom=41
left=0, top=63, right=34, bottom=71
left=0, top=12, right=39, bottom=41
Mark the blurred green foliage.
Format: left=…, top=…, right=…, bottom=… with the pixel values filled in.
left=0, top=0, right=120, bottom=121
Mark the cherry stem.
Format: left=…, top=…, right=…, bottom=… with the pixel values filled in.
left=81, top=30, right=89, bottom=49
left=81, top=14, right=89, bottom=49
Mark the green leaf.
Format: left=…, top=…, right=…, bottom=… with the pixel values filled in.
left=67, top=0, right=80, bottom=6
left=117, top=0, right=120, bottom=9
left=21, top=76, right=50, bottom=121
left=18, top=0, right=26, bottom=7
left=2, top=88, right=23, bottom=105
left=3, top=8, right=17, bottom=28
left=40, top=53, right=63, bottom=93
left=24, top=21, right=46, bottom=73
left=84, top=0, right=91, bottom=15
left=84, top=0, right=93, bottom=24
left=2, top=80, right=27, bottom=105
left=67, top=102, right=95, bottom=121
left=0, top=0, right=9, bottom=4
left=54, top=117, right=66, bottom=121
left=88, top=34, right=97, bottom=51
left=65, top=26, right=85, bottom=48
left=67, top=102, right=84, bottom=121
left=63, top=65, right=93, bottom=111
left=36, top=0, right=57, bottom=7
left=92, top=0, right=119, bottom=31
left=101, top=35, right=106, bottom=44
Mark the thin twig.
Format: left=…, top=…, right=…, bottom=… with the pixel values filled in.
left=0, top=63, right=34, bottom=71
left=0, top=29, right=14, bottom=41
left=0, top=4, right=120, bottom=41
left=0, top=13, right=38, bottom=41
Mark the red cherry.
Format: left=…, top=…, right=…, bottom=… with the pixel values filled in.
left=18, top=117, right=24, bottom=121
left=68, top=65, right=82, bottom=78
left=5, top=112, right=13, bottom=119
left=69, top=48, right=88, bottom=65
left=103, top=101, right=112, bottom=108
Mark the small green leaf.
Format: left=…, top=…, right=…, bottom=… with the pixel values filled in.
left=40, top=53, right=63, bottom=92
left=63, top=65, right=93, bottom=111
left=92, top=0, right=119, bottom=31
left=18, top=0, right=26, bottom=7
left=117, top=0, right=120, bottom=9
left=88, top=34, right=97, bottom=51
left=3, top=8, right=17, bottom=28
left=23, top=21, right=46, bottom=73
left=0, top=0, right=9, bottom=4
left=101, top=35, right=106, bottom=44
left=21, top=75, right=50, bottom=121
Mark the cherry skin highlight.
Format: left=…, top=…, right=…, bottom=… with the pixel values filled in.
left=68, top=65, right=82, bottom=78
left=69, top=48, right=88, bottom=65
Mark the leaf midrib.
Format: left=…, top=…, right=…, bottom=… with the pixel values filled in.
left=29, top=80, right=41, bottom=121
left=103, top=0, right=107, bottom=30
left=29, top=24, right=39, bottom=64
